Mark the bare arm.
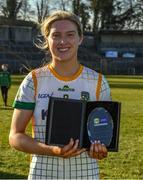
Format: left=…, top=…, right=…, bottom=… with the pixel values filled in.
left=9, top=109, right=86, bottom=157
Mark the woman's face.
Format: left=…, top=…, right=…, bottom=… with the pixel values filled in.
left=47, top=20, right=83, bottom=63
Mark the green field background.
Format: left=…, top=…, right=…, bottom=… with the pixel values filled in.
left=0, top=75, right=143, bottom=179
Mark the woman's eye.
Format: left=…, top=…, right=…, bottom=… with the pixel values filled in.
left=68, top=33, right=74, bottom=37
left=52, top=34, right=60, bottom=38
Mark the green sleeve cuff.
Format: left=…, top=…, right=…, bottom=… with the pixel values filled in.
left=13, top=101, right=35, bottom=110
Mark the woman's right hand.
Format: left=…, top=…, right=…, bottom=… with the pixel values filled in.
left=49, top=138, right=86, bottom=158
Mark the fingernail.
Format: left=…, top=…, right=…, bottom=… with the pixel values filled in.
left=94, top=140, right=97, bottom=144
left=90, top=145, right=93, bottom=151
left=95, top=145, right=98, bottom=152
left=91, top=140, right=94, bottom=144
left=97, top=140, right=101, bottom=143
left=76, top=139, right=79, bottom=143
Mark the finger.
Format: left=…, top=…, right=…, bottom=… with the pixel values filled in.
left=96, top=140, right=102, bottom=153
left=63, top=139, right=79, bottom=157
left=89, top=143, right=94, bottom=157
left=95, top=142, right=108, bottom=160
left=94, top=140, right=104, bottom=160
left=93, top=141, right=100, bottom=159
left=89, top=140, right=102, bottom=159
left=74, top=148, right=87, bottom=155
left=61, top=138, right=74, bottom=154
left=101, top=143, right=108, bottom=158
left=69, top=148, right=87, bottom=158
left=89, top=142, right=93, bottom=154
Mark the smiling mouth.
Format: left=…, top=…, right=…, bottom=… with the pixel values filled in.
left=58, top=48, right=70, bottom=52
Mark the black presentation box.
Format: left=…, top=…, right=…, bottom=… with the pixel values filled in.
left=45, top=97, right=121, bottom=152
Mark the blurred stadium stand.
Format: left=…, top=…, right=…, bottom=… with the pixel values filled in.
left=81, top=30, right=143, bottom=74
left=0, top=26, right=46, bottom=73
left=0, top=26, right=143, bottom=74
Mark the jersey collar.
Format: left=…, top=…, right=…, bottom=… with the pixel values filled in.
left=48, top=64, right=83, bottom=82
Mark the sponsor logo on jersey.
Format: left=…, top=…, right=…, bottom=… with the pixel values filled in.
left=38, top=92, right=54, bottom=99
left=41, top=109, right=48, bottom=120
left=58, top=85, right=75, bottom=92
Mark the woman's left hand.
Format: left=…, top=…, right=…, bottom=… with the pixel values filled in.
left=88, top=140, right=108, bottom=160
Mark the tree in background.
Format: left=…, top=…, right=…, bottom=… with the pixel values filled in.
left=36, top=0, right=50, bottom=23
left=20, top=0, right=31, bottom=21
left=35, top=0, right=71, bottom=23
left=89, top=0, right=143, bottom=31
left=0, top=0, right=142, bottom=29
left=1, top=0, right=23, bottom=20
left=79, top=2, right=90, bottom=32
left=72, top=0, right=90, bottom=32
left=88, top=0, right=143, bottom=48
left=58, top=0, right=70, bottom=11
left=112, top=0, right=143, bottom=30
left=0, top=0, right=36, bottom=26
left=72, top=0, right=80, bottom=16
left=89, top=0, right=119, bottom=32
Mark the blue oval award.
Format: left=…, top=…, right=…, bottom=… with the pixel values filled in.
left=87, top=107, right=113, bottom=146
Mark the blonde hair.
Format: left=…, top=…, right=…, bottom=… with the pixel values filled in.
left=40, top=10, right=83, bottom=50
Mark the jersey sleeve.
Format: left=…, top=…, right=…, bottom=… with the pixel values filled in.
left=99, top=75, right=112, bottom=101
left=13, top=72, right=36, bottom=110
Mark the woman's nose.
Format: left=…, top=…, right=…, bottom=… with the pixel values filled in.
left=59, top=37, right=67, bottom=44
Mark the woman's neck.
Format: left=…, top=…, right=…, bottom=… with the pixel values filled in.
left=50, top=59, right=80, bottom=77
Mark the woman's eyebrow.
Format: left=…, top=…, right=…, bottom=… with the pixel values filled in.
left=66, top=31, right=76, bottom=33
left=52, top=30, right=76, bottom=34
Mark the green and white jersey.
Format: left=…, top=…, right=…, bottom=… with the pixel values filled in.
left=13, top=64, right=111, bottom=180
left=0, top=71, right=11, bottom=87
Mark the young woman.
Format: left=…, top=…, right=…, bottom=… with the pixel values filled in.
left=9, top=10, right=111, bottom=179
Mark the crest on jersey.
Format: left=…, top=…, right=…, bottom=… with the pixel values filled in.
left=80, top=91, right=90, bottom=101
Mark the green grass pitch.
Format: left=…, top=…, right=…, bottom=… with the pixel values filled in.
left=0, top=75, right=143, bottom=179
